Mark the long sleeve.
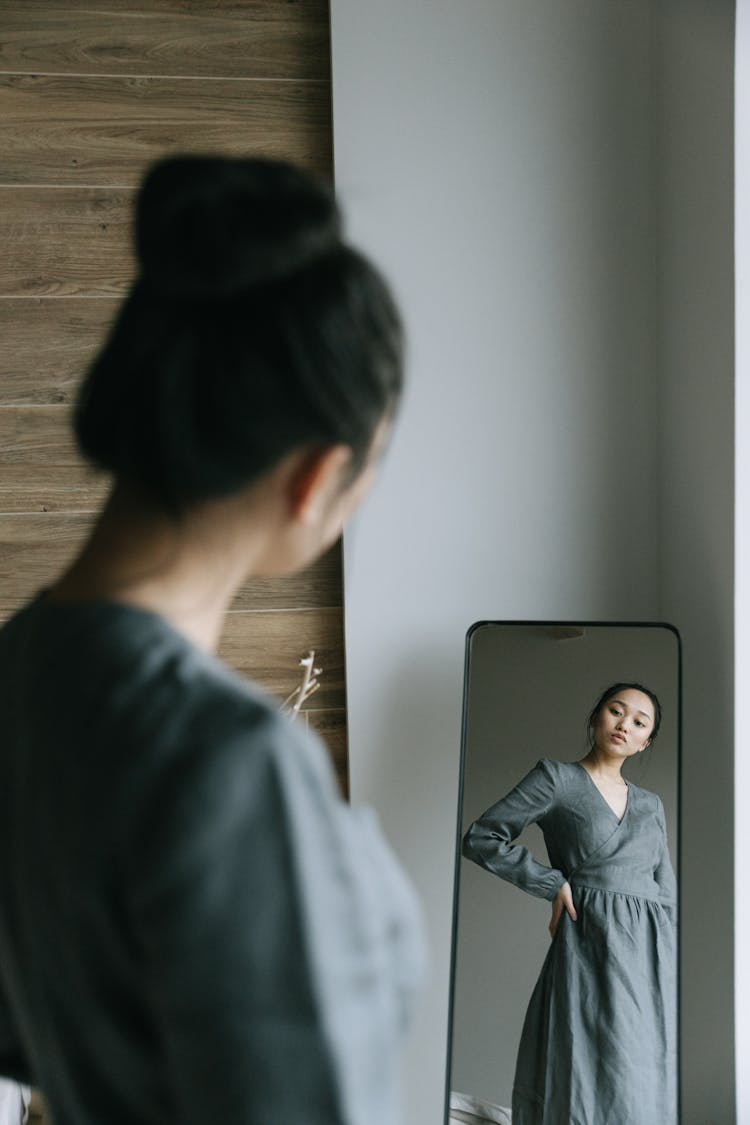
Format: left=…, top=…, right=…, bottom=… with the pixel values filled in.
left=462, top=759, right=566, bottom=901
left=653, top=797, right=678, bottom=908
left=126, top=701, right=423, bottom=1125
left=126, top=708, right=343, bottom=1125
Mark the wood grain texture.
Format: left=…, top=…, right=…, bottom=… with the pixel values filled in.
left=0, top=187, right=134, bottom=297
left=0, top=299, right=116, bottom=405
left=0, top=405, right=106, bottom=512
left=230, top=543, right=343, bottom=612
left=307, top=707, right=348, bottom=794
left=0, top=75, right=333, bottom=185
left=217, top=607, right=345, bottom=710
left=0, top=1, right=331, bottom=82
left=0, top=512, right=95, bottom=613
left=0, top=405, right=80, bottom=463
left=0, top=466, right=106, bottom=513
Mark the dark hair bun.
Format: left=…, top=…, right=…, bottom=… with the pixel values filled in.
left=76, top=153, right=403, bottom=513
left=136, top=155, right=341, bottom=298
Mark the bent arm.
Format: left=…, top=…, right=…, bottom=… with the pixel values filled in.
left=462, top=760, right=566, bottom=901
left=127, top=714, right=345, bottom=1125
left=653, top=798, right=678, bottom=907
left=126, top=705, right=420, bottom=1125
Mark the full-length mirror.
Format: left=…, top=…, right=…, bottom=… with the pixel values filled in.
left=447, top=623, right=680, bottom=1125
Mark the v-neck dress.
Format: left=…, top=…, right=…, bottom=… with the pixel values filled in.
left=462, top=758, right=677, bottom=1125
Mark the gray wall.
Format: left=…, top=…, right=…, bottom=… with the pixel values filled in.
left=330, top=2, right=736, bottom=1121
left=655, top=2, right=736, bottom=1118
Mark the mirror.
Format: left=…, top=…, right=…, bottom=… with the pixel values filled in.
left=446, top=622, right=680, bottom=1125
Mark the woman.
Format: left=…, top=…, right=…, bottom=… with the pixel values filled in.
left=462, top=682, right=677, bottom=1125
left=0, top=156, right=424, bottom=1125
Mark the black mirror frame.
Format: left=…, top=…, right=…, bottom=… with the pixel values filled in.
left=443, top=619, right=682, bottom=1125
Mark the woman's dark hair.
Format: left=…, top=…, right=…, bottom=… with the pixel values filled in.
left=586, top=682, right=662, bottom=748
left=75, top=155, right=404, bottom=514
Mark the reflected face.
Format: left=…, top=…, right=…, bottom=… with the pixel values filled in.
left=592, top=688, right=655, bottom=756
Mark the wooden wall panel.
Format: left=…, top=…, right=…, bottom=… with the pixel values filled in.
left=218, top=607, right=345, bottom=711
left=0, top=188, right=134, bottom=297
left=0, top=75, right=332, bottom=186
left=307, top=707, right=347, bottom=788
left=0, top=300, right=118, bottom=405
left=0, top=406, right=105, bottom=512
left=0, top=0, right=346, bottom=788
left=0, top=512, right=97, bottom=605
left=0, top=1, right=331, bottom=82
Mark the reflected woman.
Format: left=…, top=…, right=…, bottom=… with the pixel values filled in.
left=462, top=683, right=677, bottom=1125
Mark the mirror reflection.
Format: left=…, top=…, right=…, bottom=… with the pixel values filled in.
left=448, top=624, right=679, bottom=1125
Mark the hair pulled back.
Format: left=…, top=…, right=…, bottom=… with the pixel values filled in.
left=75, top=155, right=404, bottom=513
left=586, top=681, right=662, bottom=748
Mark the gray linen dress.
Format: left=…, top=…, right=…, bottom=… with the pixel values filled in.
left=462, top=758, right=677, bottom=1125
left=0, top=594, right=424, bottom=1125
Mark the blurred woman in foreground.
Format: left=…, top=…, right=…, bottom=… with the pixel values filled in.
left=0, top=155, right=423, bottom=1125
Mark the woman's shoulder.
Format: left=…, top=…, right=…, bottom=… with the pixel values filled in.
left=137, top=639, right=332, bottom=797
left=116, top=630, right=342, bottom=854
left=533, top=757, right=584, bottom=782
left=22, top=594, right=330, bottom=794
left=522, top=758, right=583, bottom=797
left=625, top=778, right=665, bottom=811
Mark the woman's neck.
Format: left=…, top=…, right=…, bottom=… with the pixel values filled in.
left=579, top=748, right=627, bottom=785
left=47, top=480, right=273, bottom=652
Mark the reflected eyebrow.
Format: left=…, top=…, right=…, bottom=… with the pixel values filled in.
left=610, top=698, right=652, bottom=719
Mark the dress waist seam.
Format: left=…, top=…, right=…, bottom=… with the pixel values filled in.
left=568, top=879, right=675, bottom=907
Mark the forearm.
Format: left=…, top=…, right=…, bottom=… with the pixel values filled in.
left=463, top=821, right=566, bottom=900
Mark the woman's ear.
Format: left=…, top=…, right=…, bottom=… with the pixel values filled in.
left=288, top=444, right=353, bottom=524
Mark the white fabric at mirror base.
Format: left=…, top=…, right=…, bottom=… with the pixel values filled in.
left=450, top=1091, right=512, bottom=1124
left=0, top=1080, right=29, bottom=1125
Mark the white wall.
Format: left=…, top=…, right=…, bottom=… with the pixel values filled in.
left=333, top=4, right=659, bottom=1121
left=331, top=1, right=736, bottom=1121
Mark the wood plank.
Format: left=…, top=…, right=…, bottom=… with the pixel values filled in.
left=0, top=513, right=95, bottom=613
left=0, top=1, right=331, bottom=82
left=0, top=512, right=342, bottom=609
left=27, top=1089, right=46, bottom=1120
left=0, top=75, right=333, bottom=185
left=0, top=466, right=107, bottom=513
left=0, top=188, right=134, bottom=297
left=0, top=405, right=105, bottom=511
left=0, top=405, right=80, bottom=463
left=0, top=299, right=117, bottom=405
left=230, top=542, right=343, bottom=613
left=218, top=607, right=345, bottom=710
left=307, top=707, right=348, bottom=794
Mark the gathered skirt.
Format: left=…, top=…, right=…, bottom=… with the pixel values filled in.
left=511, top=884, right=677, bottom=1125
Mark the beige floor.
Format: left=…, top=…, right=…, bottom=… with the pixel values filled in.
left=27, top=1090, right=45, bottom=1121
